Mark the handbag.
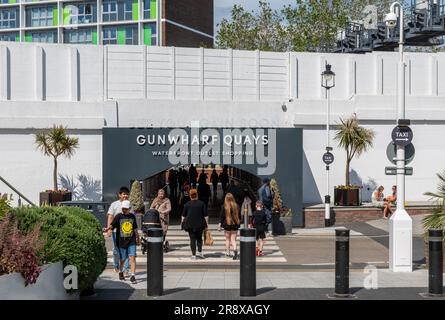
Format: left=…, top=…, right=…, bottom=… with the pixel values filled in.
left=204, top=228, right=214, bottom=246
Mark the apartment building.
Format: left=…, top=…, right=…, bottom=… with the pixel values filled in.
left=0, top=0, right=213, bottom=46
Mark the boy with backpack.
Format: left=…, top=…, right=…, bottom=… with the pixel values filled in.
left=106, top=200, right=140, bottom=284
left=252, top=200, right=267, bottom=257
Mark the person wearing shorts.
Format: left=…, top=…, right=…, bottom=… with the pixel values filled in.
left=252, top=201, right=267, bottom=257
left=107, top=200, right=140, bottom=284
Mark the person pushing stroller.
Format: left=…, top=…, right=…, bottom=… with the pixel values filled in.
left=150, top=188, right=171, bottom=252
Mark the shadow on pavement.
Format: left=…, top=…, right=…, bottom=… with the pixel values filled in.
left=257, top=287, right=277, bottom=296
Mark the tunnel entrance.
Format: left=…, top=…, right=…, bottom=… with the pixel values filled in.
left=103, top=127, right=303, bottom=226
left=139, top=164, right=263, bottom=225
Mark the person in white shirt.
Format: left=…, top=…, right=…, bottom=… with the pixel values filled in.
left=107, top=186, right=130, bottom=273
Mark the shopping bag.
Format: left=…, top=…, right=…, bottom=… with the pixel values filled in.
left=204, top=228, right=214, bottom=246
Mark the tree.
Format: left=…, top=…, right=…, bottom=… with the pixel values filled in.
left=423, top=171, right=445, bottom=242
left=129, top=180, right=144, bottom=213
left=35, top=125, right=79, bottom=191
left=216, top=1, right=287, bottom=51
left=334, top=114, right=375, bottom=186
left=216, top=0, right=392, bottom=52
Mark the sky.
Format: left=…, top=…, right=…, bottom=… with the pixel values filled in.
left=214, top=0, right=294, bottom=33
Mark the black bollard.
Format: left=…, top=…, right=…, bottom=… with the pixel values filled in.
left=240, top=228, right=256, bottom=296
left=147, top=228, right=163, bottom=296
left=335, top=228, right=350, bottom=297
left=428, top=229, right=443, bottom=296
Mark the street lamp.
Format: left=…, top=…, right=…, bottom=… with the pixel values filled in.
left=385, top=2, right=413, bottom=272
left=321, top=63, right=335, bottom=227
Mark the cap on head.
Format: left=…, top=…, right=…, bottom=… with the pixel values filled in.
left=121, top=200, right=131, bottom=209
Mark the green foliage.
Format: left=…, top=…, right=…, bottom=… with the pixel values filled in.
left=35, top=125, right=80, bottom=191
left=270, top=179, right=284, bottom=214
left=0, top=193, right=12, bottom=217
left=129, top=180, right=144, bottom=213
left=216, top=0, right=392, bottom=52
left=334, top=114, right=375, bottom=186
left=3, top=206, right=107, bottom=292
left=423, top=171, right=445, bottom=242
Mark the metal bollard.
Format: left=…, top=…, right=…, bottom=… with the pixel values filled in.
left=240, top=228, right=256, bottom=297
left=428, top=229, right=443, bottom=296
left=147, top=228, right=163, bottom=296
left=334, top=228, right=350, bottom=297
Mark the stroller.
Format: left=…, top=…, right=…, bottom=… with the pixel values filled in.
left=140, top=208, right=170, bottom=255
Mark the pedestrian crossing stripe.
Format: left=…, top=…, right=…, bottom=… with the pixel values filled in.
left=107, top=228, right=287, bottom=265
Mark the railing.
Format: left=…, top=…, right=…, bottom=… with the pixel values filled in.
left=0, top=175, right=36, bottom=207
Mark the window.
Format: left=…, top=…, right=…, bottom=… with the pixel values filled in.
left=0, top=9, right=18, bottom=29
left=0, top=32, right=18, bottom=41
left=66, top=3, right=95, bottom=25
left=124, top=0, right=132, bottom=20
left=64, top=29, right=93, bottom=44
left=102, top=1, right=117, bottom=22
left=143, top=0, right=150, bottom=19
left=103, top=26, right=117, bottom=44
left=30, top=6, right=54, bottom=27
left=125, top=25, right=137, bottom=45
left=31, top=31, right=57, bottom=43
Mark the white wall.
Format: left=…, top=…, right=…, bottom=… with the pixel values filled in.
left=0, top=129, right=102, bottom=206
left=0, top=42, right=444, bottom=205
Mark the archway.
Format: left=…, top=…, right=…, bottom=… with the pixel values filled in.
left=103, top=127, right=303, bottom=226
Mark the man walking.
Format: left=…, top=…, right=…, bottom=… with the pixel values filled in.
left=258, top=178, right=273, bottom=234
left=107, top=186, right=130, bottom=274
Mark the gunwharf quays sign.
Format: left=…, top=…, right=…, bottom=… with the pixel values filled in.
left=103, top=126, right=303, bottom=226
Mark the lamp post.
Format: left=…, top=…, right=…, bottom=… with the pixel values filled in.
left=385, top=2, right=412, bottom=272
left=321, top=64, right=335, bottom=227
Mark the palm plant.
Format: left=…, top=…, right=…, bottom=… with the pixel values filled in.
left=423, top=171, right=445, bottom=241
left=35, top=125, right=79, bottom=191
left=334, top=114, right=375, bottom=186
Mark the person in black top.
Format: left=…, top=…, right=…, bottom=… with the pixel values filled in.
left=107, top=200, right=140, bottom=284
left=210, top=169, right=219, bottom=193
left=181, top=189, right=209, bottom=259
left=168, top=168, right=178, bottom=199
left=189, top=164, right=198, bottom=188
left=252, top=200, right=267, bottom=257
left=219, top=166, right=229, bottom=195
left=218, top=192, right=242, bottom=260
left=197, top=179, right=211, bottom=209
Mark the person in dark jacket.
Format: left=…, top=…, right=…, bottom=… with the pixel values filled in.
left=211, top=169, right=219, bottom=193
left=181, top=189, right=209, bottom=259
left=252, top=201, right=267, bottom=257
left=217, top=192, right=241, bottom=260
left=197, top=180, right=211, bottom=209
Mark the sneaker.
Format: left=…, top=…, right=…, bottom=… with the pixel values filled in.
left=232, top=250, right=238, bottom=260
left=130, top=275, right=136, bottom=284
left=124, top=269, right=131, bottom=277
left=191, top=255, right=197, bottom=260
left=119, top=272, right=125, bottom=281
left=197, top=252, right=205, bottom=259
left=258, top=251, right=264, bottom=257
left=225, top=251, right=231, bottom=257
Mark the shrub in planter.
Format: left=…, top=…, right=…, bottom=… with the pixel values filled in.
left=1, top=206, right=107, bottom=292
left=0, top=214, right=44, bottom=286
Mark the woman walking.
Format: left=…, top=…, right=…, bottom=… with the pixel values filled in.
left=218, top=192, right=241, bottom=260
left=150, top=188, right=172, bottom=252
left=181, top=189, right=209, bottom=259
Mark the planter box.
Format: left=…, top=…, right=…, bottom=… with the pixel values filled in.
left=272, top=214, right=293, bottom=235
left=39, top=191, right=72, bottom=206
left=334, top=188, right=361, bottom=206
left=0, top=261, right=79, bottom=300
